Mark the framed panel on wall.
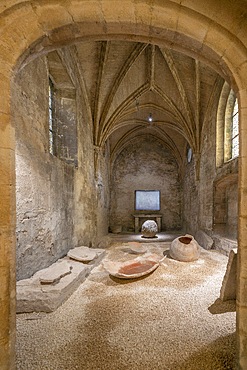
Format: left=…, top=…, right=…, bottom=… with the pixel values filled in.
left=135, top=190, right=160, bottom=211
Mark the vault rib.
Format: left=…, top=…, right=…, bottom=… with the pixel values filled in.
left=153, top=84, right=195, bottom=149
left=117, top=101, right=184, bottom=129
left=111, top=118, right=187, bottom=142
left=59, top=47, right=92, bottom=124
left=99, top=82, right=150, bottom=145
left=201, top=74, right=224, bottom=143
left=98, top=43, right=148, bottom=143
left=111, top=129, right=182, bottom=173
left=149, top=44, right=155, bottom=90
left=93, top=41, right=110, bottom=145
left=159, top=48, right=196, bottom=140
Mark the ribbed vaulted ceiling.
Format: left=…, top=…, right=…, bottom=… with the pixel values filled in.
left=48, top=40, right=225, bottom=167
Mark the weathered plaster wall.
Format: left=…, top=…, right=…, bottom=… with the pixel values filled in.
left=73, top=79, right=97, bottom=249
left=12, top=57, right=77, bottom=280
left=1, top=2, right=246, bottom=369
left=12, top=53, right=109, bottom=280
left=73, top=119, right=96, bottom=248
left=110, top=136, right=181, bottom=232
left=183, top=103, right=238, bottom=241
left=74, top=131, right=110, bottom=247
left=198, top=109, right=218, bottom=234
left=94, top=142, right=111, bottom=241
left=55, top=47, right=109, bottom=249
left=227, top=182, right=238, bottom=237
left=213, top=161, right=238, bottom=238
left=182, top=156, right=199, bottom=236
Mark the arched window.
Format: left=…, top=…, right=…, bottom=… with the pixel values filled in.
left=216, top=85, right=239, bottom=167
left=47, top=50, right=78, bottom=166
left=231, top=99, right=239, bottom=159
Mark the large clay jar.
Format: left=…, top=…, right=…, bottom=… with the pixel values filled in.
left=170, top=234, right=200, bottom=262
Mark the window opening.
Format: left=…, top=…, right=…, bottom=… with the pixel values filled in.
left=217, top=87, right=239, bottom=166
left=49, top=78, right=55, bottom=155
left=231, top=99, right=239, bottom=159
left=187, top=147, right=192, bottom=163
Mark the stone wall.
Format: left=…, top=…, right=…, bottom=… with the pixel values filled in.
left=12, top=54, right=108, bottom=280
left=198, top=107, right=218, bottom=234
left=182, top=98, right=238, bottom=242
left=95, top=142, right=111, bottom=241
left=182, top=155, right=199, bottom=236
left=213, top=160, right=238, bottom=239
left=13, top=57, right=77, bottom=280
left=227, top=182, right=238, bottom=237
left=110, top=136, right=181, bottom=232
left=0, top=2, right=246, bottom=369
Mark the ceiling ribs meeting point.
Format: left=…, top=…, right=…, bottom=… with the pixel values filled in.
left=117, top=102, right=184, bottom=128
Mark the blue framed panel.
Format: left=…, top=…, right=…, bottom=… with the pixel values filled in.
left=135, top=190, right=160, bottom=211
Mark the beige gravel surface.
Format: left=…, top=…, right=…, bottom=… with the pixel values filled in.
left=16, top=242, right=236, bottom=370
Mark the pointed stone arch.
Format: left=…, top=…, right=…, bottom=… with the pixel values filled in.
left=0, top=1, right=247, bottom=368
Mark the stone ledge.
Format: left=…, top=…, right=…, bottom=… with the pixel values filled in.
left=17, top=248, right=105, bottom=313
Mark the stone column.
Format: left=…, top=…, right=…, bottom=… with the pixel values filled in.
left=0, top=82, right=16, bottom=369
left=237, top=91, right=247, bottom=370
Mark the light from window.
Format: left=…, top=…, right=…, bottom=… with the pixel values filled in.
left=49, top=79, right=54, bottom=155
left=231, top=99, right=239, bottom=159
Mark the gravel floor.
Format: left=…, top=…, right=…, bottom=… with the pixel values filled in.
left=16, top=242, right=236, bottom=370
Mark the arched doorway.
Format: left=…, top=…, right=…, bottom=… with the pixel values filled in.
left=0, top=1, right=247, bottom=368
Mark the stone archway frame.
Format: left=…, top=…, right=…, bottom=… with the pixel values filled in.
left=0, top=1, right=247, bottom=369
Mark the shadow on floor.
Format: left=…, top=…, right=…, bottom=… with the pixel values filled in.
left=109, top=273, right=154, bottom=285
left=172, top=333, right=237, bottom=370
left=208, top=298, right=236, bottom=314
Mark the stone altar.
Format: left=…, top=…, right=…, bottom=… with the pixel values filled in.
left=133, top=214, right=162, bottom=233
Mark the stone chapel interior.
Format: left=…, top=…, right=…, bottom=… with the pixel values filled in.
left=14, top=40, right=238, bottom=281
left=3, top=2, right=247, bottom=369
